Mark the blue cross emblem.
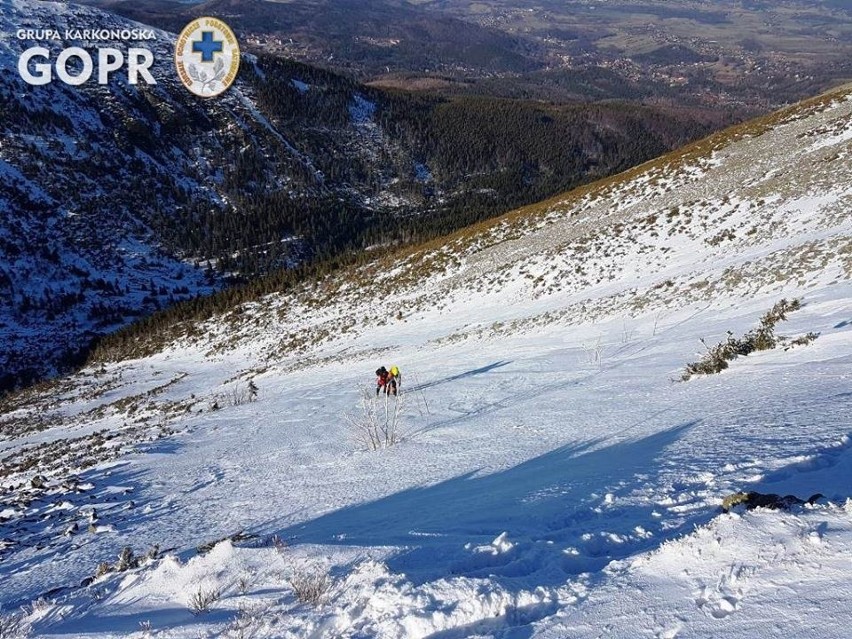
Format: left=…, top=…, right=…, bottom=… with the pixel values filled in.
left=192, top=31, right=223, bottom=62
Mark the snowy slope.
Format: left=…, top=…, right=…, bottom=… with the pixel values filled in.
left=1, top=86, right=852, bottom=637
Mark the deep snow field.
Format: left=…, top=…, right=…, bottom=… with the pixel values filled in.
left=2, top=88, right=852, bottom=638
left=2, top=284, right=851, bottom=638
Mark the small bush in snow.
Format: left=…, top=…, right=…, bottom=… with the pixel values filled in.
left=227, top=603, right=267, bottom=639
left=621, top=319, right=636, bottom=344
left=289, top=569, right=332, bottom=606
left=682, top=298, right=802, bottom=380
left=787, top=331, right=820, bottom=349
left=761, top=297, right=801, bottom=327
left=116, top=547, right=137, bottom=572
left=0, top=610, right=30, bottom=639
left=94, top=545, right=157, bottom=579
left=344, top=387, right=407, bottom=450
left=226, top=382, right=258, bottom=407
left=187, top=587, right=221, bottom=615
left=268, top=534, right=288, bottom=554
left=744, top=298, right=801, bottom=352
left=237, top=573, right=253, bottom=595
left=682, top=332, right=741, bottom=378
left=581, top=336, right=604, bottom=366
left=89, top=587, right=108, bottom=602
left=25, top=599, right=49, bottom=616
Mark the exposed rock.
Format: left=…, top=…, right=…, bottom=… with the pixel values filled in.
left=721, top=491, right=824, bottom=512
left=196, top=531, right=257, bottom=555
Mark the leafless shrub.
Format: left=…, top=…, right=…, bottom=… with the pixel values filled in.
left=344, top=388, right=408, bottom=450
left=269, top=534, right=287, bottom=554
left=225, top=383, right=258, bottom=407
left=403, top=372, right=432, bottom=417
left=25, top=599, right=49, bottom=616
left=652, top=310, right=663, bottom=336
left=187, top=587, right=221, bottom=615
left=581, top=336, right=604, bottom=366
left=89, top=587, right=108, bottom=602
left=289, top=568, right=332, bottom=606
left=237, top=573, right=253, bottom=595
left=226, top=603, right=267, bottom=639
left=621, top=319, right=636, bottom=344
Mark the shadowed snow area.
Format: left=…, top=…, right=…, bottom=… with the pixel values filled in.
left=2, top=88, right=852, bottom=637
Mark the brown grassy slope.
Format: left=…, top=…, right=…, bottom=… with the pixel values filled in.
left=353, top=83, right=852, bottom=290
left=88, top=83, right=852, bottom=363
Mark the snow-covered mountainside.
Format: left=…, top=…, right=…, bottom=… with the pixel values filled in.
left=0, top=0, right=717, bottom=392
left=1, top=86, right=851, bottom=637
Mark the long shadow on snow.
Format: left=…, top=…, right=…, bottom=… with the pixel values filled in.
left=423, top=601, right=555, bottom=639
left=411, top=368, right=599, bottom=439
left=408, top=360, right=513, bottom=393
left=34, top=607, right=231, bottom=637
left=274, top=420, right=710, bottom=589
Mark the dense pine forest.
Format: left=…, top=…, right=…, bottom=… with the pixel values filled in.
left=150, top=56, right=717, bottom=276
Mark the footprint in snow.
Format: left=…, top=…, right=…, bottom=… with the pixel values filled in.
left=655, top=625, right=682, bottom=639
left=694, top=569, right=746, bottom=619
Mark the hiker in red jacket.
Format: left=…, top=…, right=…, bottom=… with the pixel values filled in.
left=376, top=366, right=390, bottom=396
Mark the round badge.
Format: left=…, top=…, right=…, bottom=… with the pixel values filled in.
left=175, top=17, right=240, bottom=97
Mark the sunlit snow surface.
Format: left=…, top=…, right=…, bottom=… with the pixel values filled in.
left=2, top=83, right=852, bottom=639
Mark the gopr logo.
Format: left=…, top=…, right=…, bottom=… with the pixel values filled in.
left=175, top=17, right=239, bottom=98
left=16, top=29, right=158, bottom=87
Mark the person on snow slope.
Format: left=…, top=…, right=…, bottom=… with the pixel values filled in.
left=376, top=365, right=401, bottom=396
